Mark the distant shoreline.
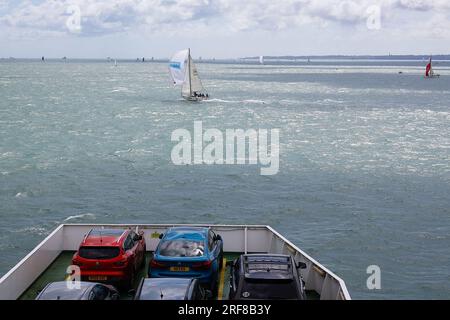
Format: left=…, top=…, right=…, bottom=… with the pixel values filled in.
left=2, top=55, right=450, bottom=62
left=242, top=55, right=450, bottom=61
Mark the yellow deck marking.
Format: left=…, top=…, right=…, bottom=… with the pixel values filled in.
left=217, top=258, right=227, bottom=300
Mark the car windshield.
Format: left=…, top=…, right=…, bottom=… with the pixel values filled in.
left=159, top=240, right=205, bottom=257
left=241, top=279, right=299, bottom=299
left=78, top=246, right=120, bottom=260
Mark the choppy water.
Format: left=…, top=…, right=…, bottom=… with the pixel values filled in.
left=1, top=60, right=449, bottom=299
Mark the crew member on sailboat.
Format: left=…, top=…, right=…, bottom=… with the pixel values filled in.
left=169, top=49, right=209, bottom=101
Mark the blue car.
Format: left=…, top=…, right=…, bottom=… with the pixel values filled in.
left=149, top=227, right=223, bottom=294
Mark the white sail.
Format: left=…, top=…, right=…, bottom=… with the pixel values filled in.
left=181, top=66, right=191, bottom=98
left=189, top=56, right=205, bottom=94
left=259, top=55, right=264, bottom=64
left=169, top=49, right=189, bottom=85
left=181, top=53, right=206, bottom=98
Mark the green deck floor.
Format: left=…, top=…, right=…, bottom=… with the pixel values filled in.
left=20, top=251, right=318, bottom=300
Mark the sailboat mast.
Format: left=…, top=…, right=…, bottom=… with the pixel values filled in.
left=188, top=48, right=192, bottom=97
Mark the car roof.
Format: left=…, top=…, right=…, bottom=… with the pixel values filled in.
left=164, top=227, right=208, bottom=241
left=241, top=254, right=294, bottom=280
left=137, top=278, right=193, bottom=300
left=37, top=281, right=94, bottom=300
left=82, top=228, right=127, bottom=246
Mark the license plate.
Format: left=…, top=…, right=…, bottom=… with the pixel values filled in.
left=88, top=276, right=107, bottom=281
left=170, top=266, right=189, bottom=272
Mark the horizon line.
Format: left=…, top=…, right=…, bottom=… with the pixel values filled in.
left=3, top=54, right=450, bottom=61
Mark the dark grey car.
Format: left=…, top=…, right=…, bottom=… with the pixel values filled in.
left=134, top=278, right=209, bottom=300
left=229, top=254, right=307, bottom=300
left=36, top=281, right=120, bottom=300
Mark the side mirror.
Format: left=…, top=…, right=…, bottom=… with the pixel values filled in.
left=158, top=233, right=164, bottom=239
left=214, top=234, right=222, bottom=241
left=296, top=262, right=307, bottom=269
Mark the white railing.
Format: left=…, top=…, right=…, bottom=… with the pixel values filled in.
left=0, top=225, right=64, bottom=300
left=266, top=226, right=351, bottom=300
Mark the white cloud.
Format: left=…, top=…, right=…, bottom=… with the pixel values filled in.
left=396, top=0, right=450, bottom=11
left=0, top=0, right=449, bottom=38
left=0, top=0, right=218, bottom=35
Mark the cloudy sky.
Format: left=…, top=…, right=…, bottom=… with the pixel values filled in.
left=1, top=0, right=449, bottom=58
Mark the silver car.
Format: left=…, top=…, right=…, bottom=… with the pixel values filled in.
left=36, top=281, right=120, bottom=300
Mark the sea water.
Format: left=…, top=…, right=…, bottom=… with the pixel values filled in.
left=0, top=60, right=449, bottom=299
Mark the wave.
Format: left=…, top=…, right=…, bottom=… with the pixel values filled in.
left=13, top=226, right=48, bottom=236
left=205, top=98, right=267, bottom=104
left=204, top=98, right=237, bottom=103
left=15, top=192, right=28, bottom=198
left=110, top=87, right=135, bottom=93
left=243, top=99, right=266, bottom=104
left=63, top=213, right=96, bottom=222
left=0, top=152, right=16, bottom=159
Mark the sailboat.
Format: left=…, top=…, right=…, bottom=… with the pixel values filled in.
left=425, top=56, right=440, bottom=78
left=169, top=48, right=208, bottom=101
left=259, top=55, right=264, bottom=65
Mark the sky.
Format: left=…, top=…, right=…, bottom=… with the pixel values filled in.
left=1, top=0, right=450, bottom=59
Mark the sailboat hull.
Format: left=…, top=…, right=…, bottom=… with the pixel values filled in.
left=183, top=96, right=208, bottom=102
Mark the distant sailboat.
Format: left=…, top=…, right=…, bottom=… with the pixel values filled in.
left=259, top=55, right=264, bottom=65
left=169, top=48, right=208, bottom=101
left=425, top=56, right=440, bottom=78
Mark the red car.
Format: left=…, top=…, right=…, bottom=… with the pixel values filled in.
left=72, top=228, right=146, bottom=289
